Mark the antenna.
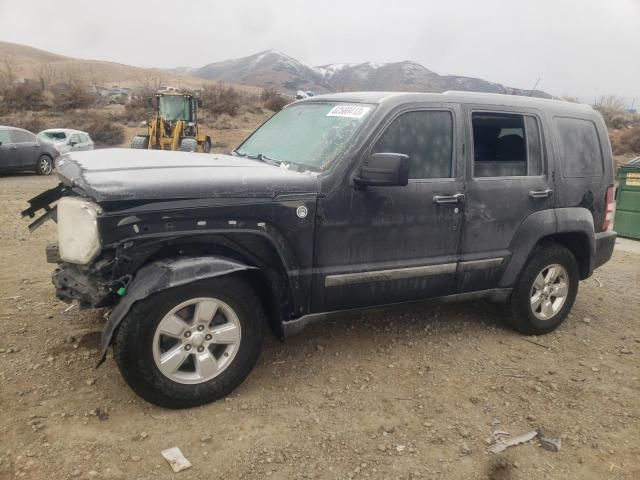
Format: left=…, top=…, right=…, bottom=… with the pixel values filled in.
left=529, top=78, right=541, bottom=97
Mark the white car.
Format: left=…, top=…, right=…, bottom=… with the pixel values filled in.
left=37, top=129, right=94, bottom=155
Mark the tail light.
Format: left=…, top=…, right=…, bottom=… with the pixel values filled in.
left=602, top=185, right=614, bottom=231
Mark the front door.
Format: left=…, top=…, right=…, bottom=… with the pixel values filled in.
left=313, top=107, right=465, bottom=311
left=0, top=129, right=19, bottom=170
left=458, top=107, right=554, bottom=292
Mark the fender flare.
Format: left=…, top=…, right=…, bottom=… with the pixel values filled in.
left=498, top=208, right=595, bottom=287
left=97, top=256, right=255, bottom=366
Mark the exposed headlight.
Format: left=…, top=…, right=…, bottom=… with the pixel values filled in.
left=57, top=197, right=102, bottom=264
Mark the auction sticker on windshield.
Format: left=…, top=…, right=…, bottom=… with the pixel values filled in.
left=327, top=105, right=371, bottom=119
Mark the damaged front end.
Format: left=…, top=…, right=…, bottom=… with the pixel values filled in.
left=21, top=184, right=67, bottom=231
left=22, top=183, right=126, bottom=309
left=51, top=254, right=125, bottom=308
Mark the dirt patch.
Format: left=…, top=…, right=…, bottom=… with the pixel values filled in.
left=1, top=174, right=639, bottom=480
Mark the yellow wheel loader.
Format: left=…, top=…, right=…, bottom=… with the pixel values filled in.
left=131, top=91, right=211, bottom=153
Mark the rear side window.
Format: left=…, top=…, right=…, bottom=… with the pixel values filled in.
left=0, top=129, right=11, bottom=144
left=554, top=117, right=603, bottom=177
left=373, top=110, right=454, bottom=179
left=11, top=130, right=36, bottom=143
left=472, top=112, right=543, bottom=177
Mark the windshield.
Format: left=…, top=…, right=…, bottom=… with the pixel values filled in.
left=236, top=102, right=374, bottom=171
left=38, top=131, right=67, bottom=142
left=159, top=95, right=191, bottom=121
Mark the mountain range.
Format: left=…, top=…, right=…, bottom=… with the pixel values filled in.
left=176, top=49, right=551, bottom=98
left=0, top=41, right=550, bottom=98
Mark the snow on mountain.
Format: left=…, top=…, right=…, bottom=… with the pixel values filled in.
left=185, top=51, right=551, bottom=98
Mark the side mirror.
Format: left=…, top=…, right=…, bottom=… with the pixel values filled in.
left=0, top=141, right=3, bottom=146
left=69, top=141, right=77, bottom=147
left=354, top=153, right=409, bottom=188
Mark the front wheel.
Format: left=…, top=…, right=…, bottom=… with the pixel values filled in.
left=179, top=137, right=198, bottom=152
left=506, top=244, right=579, bottom=335
left=113, top=276, right=265, bottom=408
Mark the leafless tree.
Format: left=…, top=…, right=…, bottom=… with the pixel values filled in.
left=0, top=55, right=17, bottom=89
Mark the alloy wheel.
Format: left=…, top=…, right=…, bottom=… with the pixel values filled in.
left=529, top=264, right=569, bottom=321
left=152, top=297, right=242, bottom=384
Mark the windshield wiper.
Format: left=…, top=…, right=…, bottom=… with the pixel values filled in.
left=239, top=152, right=284, bottom=167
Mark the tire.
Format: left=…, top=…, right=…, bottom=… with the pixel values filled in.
left=506, top=244, right=579, bottom=335
left=36, top=155, right=53, bottom=175
left=202, top=137, right=212, bottom=154
left=131, top=136, right=149, bottom=149
left=113, top=276, right=265, bottom=409
left=179, top=137, right=198, bottom=152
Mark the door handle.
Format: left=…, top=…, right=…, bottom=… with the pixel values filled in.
left=432, top=193, right=465, bottom=204
left=529, top=189, right=553, bottom=199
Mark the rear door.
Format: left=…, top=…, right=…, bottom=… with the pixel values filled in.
left=0, top=129, right=19, bottom=170
left=82, top=133, right=95, bottom=150
left=458, top=106, right=553, bottom=292
left=11, top=129, right=40, bottom=169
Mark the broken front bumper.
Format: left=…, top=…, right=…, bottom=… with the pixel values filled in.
left=51, top=259, right=115, bottom=308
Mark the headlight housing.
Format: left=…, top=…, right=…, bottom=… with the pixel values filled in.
left=57, top=197, right=102, bottom=264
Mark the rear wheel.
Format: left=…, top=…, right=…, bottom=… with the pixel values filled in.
left=36, top=155, right=53, bottom=175
left=506, top=244, right=579, bottom=334
left=113, top=276, right=265, bottom=408
left=179, top=137, right=198, bottom=152
left=131, top=136, right=149, bottom=149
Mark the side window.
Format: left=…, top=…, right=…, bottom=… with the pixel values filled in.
left=554, top=117, right=603, bottom=177
left=0, top=129, right=12, bottom=144
left=472, top=112, right=543, bottom=177
left=11, top=130, right=35, bottom=143
left=373, top=110, right=453, bottom=179
left=70, top=134, right=82, bottom=143
left=81, top=134, right=91, bottom=143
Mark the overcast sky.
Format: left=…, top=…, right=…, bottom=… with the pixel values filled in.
left=0, top=0, right=638, bottom=102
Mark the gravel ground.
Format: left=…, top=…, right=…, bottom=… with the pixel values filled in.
left=0, top=173, right=639, bottom=480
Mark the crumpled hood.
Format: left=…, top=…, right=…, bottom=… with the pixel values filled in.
left=55, top=148, right=318, bottom=202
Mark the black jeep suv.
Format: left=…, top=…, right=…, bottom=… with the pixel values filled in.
left=23, top=92, right=616, bottom=408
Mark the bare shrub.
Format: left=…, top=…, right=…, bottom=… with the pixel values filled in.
left=261, top=88, right=290, bottom=112
left=53, top=82, right=98, bottom=111
left=123, top=89, right=155, bottom=122
left=618, top=125, right=640, bottom=154
left=13, top=115, right=46, bottom=134
left=64, top=111, right=125, bottom=147
left=1, top=81, right=46, bottom=112
left=0, top=112, right=52, bottom=133
left=594, top=95, right=633, bottom=129
left=201, top=83, right=241, bottom=116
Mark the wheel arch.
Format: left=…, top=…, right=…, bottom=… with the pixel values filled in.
left=98, top=256, right=257, bottom=366
left=499, top=208, right=596, bottom=287
left=536, top=231, right=592, bottom=279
